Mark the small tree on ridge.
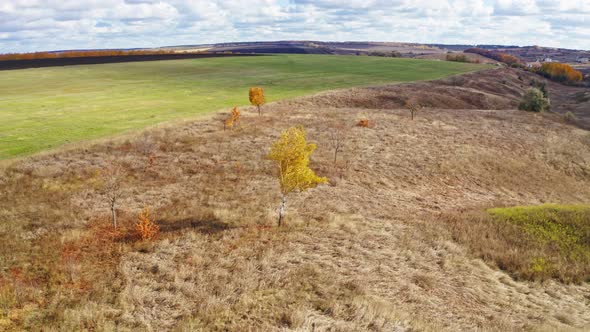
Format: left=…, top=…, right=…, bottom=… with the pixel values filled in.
left=249, top=87, right=266, bottom=115
left=328, top=122, right=349, bottom=165
left=102, top=163, right=122, bottom=229
left=406, top=100, right=422, bottom=120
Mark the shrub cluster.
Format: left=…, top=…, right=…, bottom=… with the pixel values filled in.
left=368, top=51, right=401, bottom=57
left=529, top=79, right=548, bottom=98
left=445, top=53, right=478, bottom=63
left=519, top=88, right=550, bottom=112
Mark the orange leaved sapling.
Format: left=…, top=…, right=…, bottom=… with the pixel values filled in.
left=268, top=126, right=327, bottom=226
left=223, top=106, right=241, bottom=130
left=249, top=87, right=266, bottom=115
left=135, top=207, right=159, bottom=240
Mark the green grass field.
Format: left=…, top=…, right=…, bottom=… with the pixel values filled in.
left=0, top=54, right=487, bottom=159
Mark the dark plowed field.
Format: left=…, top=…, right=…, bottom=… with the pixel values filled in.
left=0, top=53, right=262, bottom=70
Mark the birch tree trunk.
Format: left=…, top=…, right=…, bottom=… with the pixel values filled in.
left=111, top=200, right=117, bottom=229
left=278, top=194, right=287, bottom=227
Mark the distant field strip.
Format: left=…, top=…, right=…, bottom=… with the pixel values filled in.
left=0, top=54, right=487, bottom=159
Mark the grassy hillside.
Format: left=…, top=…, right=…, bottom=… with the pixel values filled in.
left=0, top=54, right=486, bottom=159
left=1, top=68, right=589, bottom=331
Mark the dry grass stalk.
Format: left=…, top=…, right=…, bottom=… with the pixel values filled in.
left=101, top=162, right=123, bottom=229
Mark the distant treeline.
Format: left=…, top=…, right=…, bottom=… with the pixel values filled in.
left=464, top=48, right=521, bottom=66
left=0, top=49, right=204, bottom=61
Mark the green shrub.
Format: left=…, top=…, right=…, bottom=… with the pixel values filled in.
left=518, top=88, right=550, bottom=112
left=564, top=111, right=577, bottom=123
left=530, top=79, right=548, bottom=98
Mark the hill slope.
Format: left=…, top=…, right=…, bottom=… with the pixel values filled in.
left=1, top=68, right=589, bottom=331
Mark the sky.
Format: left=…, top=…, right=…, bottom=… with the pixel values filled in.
left=1, top=0, right=589, bottom=53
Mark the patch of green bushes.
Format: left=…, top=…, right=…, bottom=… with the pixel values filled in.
left=519, top=88, right=550, bottom=112
left=446, top=54, right=469, bottom=63
left=530, top=79, right=548, bottom=98
left=564, top=111, right=577, bottom=123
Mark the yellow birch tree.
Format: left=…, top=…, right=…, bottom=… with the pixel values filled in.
left=268, top=126, right=327, bottom=226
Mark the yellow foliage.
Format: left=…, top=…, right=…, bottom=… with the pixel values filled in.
left=268, top=126, right=327, bottom=195
left=249, top=87, right=266, bottom=115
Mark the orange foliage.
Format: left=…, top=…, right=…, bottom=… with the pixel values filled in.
left=539, top=63, right=583, bottom=83
left=249, top=87, right=266, bottom=115
left=135, top=207, right=159, bottom=241
left=223, top=106, right=241, bottom=130
left=0, top=49, right=206, bottom=61
left=464, top=48, right=522, bottom=66
left=231, top=106, right=241, bottom=123
left=224, top=117, right=234, bottom=130
left=498, top=54, right=521, bottom=66
left=357, top=119, right=370, bottom=127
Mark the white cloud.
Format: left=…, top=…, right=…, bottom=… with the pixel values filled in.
left=0, top=0, right=588, bottom=52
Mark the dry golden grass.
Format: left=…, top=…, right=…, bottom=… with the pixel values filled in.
left=444, top=205, right=590, bottom=283
left=1, top=68, right=590, bottom=331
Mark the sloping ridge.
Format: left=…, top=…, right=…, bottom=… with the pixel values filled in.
left=290, top=68, right=538, bottom=111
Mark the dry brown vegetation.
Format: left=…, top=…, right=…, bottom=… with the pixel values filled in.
left=296, top=68, right=540, bottom=111
left=546, top=81, right=590, bottom=130
left=1, top=68, right=590, bottom=331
